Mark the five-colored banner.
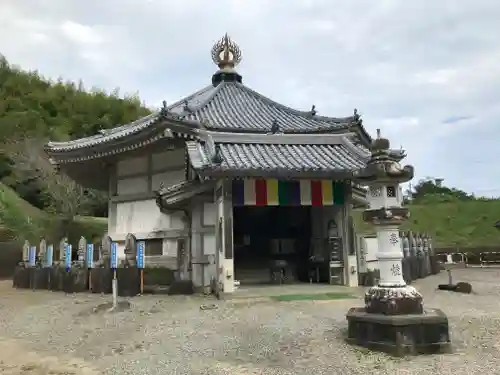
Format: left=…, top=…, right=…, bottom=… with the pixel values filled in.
left=232, top=179, right=345, bottom=206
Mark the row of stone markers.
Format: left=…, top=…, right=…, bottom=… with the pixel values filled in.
left=400, top=231, right=434, bottom=258
left=399, top=231, right=441, bottom=284
left=360, top=231, right=441, bottom=286
left=12, top=234, right=146, bottom=297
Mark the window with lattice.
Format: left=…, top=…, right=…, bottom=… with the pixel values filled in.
left=386, top=186, right=397, bottom=198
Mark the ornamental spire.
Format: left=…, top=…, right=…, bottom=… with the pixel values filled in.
left=211, top=34, right=243, bottom=86
left=211, top=33, right=242, bottom=70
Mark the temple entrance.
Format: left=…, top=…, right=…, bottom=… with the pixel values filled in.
left=233, top=206, right=312, bottom=285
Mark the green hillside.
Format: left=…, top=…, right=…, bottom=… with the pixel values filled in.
left=0, top=182, right=107, bottom=244
left=354, top=200, right=500, bottom=248
left=0, top=55, right=148, bottom=244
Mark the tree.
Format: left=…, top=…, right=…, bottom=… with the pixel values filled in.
left=0, top=54, right=150, bottom=222
left=1, top=137, right=91, bottom=236
left=407, top=178, right=473, bottom=203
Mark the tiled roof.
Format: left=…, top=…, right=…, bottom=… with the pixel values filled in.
left=167, top=81, right=355, bottom=133
left=46, top=113, right=161, bottom=152
left=155, top=180, right=215, bottom=209
left=186, top=134, right=369, bottom=179
left=46, top=81, right=358, bottom=153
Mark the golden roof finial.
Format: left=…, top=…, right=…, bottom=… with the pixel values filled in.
left=211, top=33, right=242, bottom=70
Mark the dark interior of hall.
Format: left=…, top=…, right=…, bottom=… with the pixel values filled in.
left=232, top=206, right=312, bottom=284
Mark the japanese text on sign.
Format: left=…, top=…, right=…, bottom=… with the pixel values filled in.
left=45, top=245, right=53, bottom=268
left=110, top=242, right=118, bottom=269
left=86, top=244, right=94, bottom=268
left=65, top=244, right=72, bottom=271
left=137, top=241, right=145, bottom=269
left=28, top=246, right=36, bottom=267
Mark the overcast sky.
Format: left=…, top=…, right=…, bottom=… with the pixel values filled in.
left=1, top=0, right=499, bottom=196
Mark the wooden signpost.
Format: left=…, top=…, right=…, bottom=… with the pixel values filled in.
left=28, top=246, right=36, bottom=290
left=137, top=241, right=145, bottom=294
left=87, top=243, right=94, bottom=291
left=110, top=242, right=118, bottom=309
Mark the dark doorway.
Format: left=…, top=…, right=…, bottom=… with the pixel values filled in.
left=233, top=206, right=311, bottom=284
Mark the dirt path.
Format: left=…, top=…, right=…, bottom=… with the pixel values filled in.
left=0, top=339, right=99, bottom=375
left=0, top=282, right=99, bottom=374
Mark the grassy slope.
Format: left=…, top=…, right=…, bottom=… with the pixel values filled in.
left=0, top=182, right=107, bottom=244
left=353, top=200, right=500, bottom=248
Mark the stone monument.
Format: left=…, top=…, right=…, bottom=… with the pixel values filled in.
left=22, top=240, right=30, bottom=265
left=100, top=235, right=112, bottom=267
left=39, top=239, right=47, bottom=263
left=78, top=236, right=87, bottom=264
left=124, top=233, right=137, bottom=267
left=59, top=237, right=68, bottom=264
left=345, top=129, right=451, bottom=356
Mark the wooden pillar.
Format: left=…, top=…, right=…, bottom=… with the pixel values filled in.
left=215, top=179, right=234, bottom=297
left=341, top=182, right=359, bottom=287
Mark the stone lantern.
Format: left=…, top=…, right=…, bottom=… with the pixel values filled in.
left=345, top=129, right=451, bottom=355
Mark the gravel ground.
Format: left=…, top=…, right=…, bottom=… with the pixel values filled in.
left=1, top=269, right=500, bottom=375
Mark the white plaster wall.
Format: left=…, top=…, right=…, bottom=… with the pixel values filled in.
left=117, top=156, right=148, bottom=177
left=203, top=233, right=216, bottom=288
left=151, top=170, right=185, bottom=191
left=152, top=149, right=185, bottom=171
left=364, top=236, right=379, bottom=270
left=203, top=233, right=216, bottom=255
left=163, top=239, right=180, bottom=257
left=115, top=199, right=185, bottom=234
left=203, top=202, right=216, bottom=226
left=117, top=176, right=148, bottom=195
left=190, top=199, right=216, bottom=290
left=356, top=235, right=368, bottom=273
left=203, top=200, right=217, bottom=289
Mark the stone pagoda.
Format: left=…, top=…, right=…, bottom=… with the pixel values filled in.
left=345, top=130, right=451, bottom=355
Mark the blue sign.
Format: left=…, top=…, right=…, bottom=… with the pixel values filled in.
left=110, top=242, right=118, bottom=269
left=45, top=245, right=53, bottom=268
left=28, top=246, right=36, bottom=267
left=86, top=244, right=94, bottom=268
left=65, top=244, right=72, bottom=271
left=137, top=241, right=145, bottom=269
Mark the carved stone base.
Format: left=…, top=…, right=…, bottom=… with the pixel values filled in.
left=117, top=267, right=140, bottom=297
left=89, top=268, right=112, bottom=294
left=346, top=307, right=451, bottom=356
left=12, top=266, right=30, bottom=289
left=49, top=267, right=64, bottom=291
left=32, top=268, right=50, bottom=289
left=62, top=269, right=87, bottom=294
left=365, top=285, right=423, bottom=315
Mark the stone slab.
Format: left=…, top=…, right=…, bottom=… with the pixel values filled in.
left=90, top=268, right=112, bottom=294
left=346, top=307, right=451, bottom=356
left=12, top=267, right=30, bottom=289
left=117, top=267, right=140, bottom=297
left=32, top=268, right=50, bottom=290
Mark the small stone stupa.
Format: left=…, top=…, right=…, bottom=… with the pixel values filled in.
left=345, top=129, right=451, bottom=356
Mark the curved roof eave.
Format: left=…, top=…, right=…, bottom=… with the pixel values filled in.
left=44, top=112, right=203, bottom=154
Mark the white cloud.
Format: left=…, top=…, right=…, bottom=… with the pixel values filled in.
left=60, top=21, right=103, bottom=45
left=1, top=0, right=500, bottom=195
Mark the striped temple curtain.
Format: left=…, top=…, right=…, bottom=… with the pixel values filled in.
left=232, top=179, right=345, bottom=206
